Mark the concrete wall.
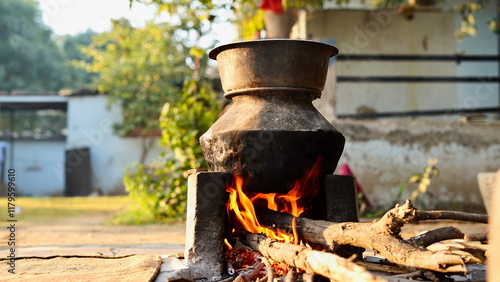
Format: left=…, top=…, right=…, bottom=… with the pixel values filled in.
left=293, top=9, right=459, bottom=119
left=66, top=95, right=163, bottom=194
left=293, top=3, right=500, bottom=120
left=332, top=119, right=500, bottom=212
left=3, top=140, right=66, bottom=196
left=292, top=5, right=500, bottom=211
left=452, top=0, right=499, bottom=117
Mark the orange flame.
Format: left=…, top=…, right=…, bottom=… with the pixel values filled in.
left=226, top=157, right=322, bottom=244
left=224, top=238, right=233, bottom=250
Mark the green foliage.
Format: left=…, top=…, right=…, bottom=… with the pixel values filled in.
left=0, top=0, right=96, bottom=137
left=0, top=0, right=95, bottom=93
left=0, top=0, right=65, bottom=92
left=398, top=158, right=440, bottom=203
left=234, top=0, right=351, bottom=40
left=83, top=19, right=192, bottom=137
left=360, top=207, right=387, bottom=219
left=115, top=79, right=220, bottom=224
left=232, top=1, right=265, bottom=40
left=283, top=0, right=350, bottom=10
left=130, top=0, right=227, bottom=43
left=57, top=29, right=98, bottom=91
left=90, top=3, right=220, bottom=224
left=0, top=109, right=67, bottom=137
left=453, top=0, right=484, bottom=40
left=130, top=0, right=353, bottom=41
left=131, top=0, right=486, bottom=42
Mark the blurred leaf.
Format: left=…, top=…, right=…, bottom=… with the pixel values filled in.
left=420, top=178, right=431, bottom=186
left=398, top=158, right=439, bottom=203
left=418, top=183, right=427, bottom=193
left=398, top=180, right=407, bottom=197
left=190, top=47, right=205, bottom=58
left=432, top=167, right=440, bottom=176
left=408, top=173, right=422, bottom=183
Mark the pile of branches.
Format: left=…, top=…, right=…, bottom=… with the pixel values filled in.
left=225, top=200, right=488, bottom=282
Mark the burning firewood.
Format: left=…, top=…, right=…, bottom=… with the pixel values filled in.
left=224, top=168, right=486, bottom=277
left=259, top=256, right=274, bottom=282
left=236, top=260, right=264, bottom=282
left=241, top=232, right=386, bottom=282
left=254, top=200, right=486, bottom=273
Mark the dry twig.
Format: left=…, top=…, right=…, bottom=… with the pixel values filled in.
left=256, top=200, right=477, bottom=273
left=415, top=210, right=487, bottom=223
left=242, top=232, right=386, bottom=282
left=464, top=233, right=488, bottom=243
left=406, top=226, right=464, bottom=247
left=260, top=256, right=274, bottom=282
left=238, top=261, right=264, bottom=282
left=284, top=268, right=296, bottom=282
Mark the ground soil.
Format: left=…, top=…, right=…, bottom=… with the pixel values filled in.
left=0, top=209, right=489, bottom=281
left=4, top=212, right=186, bottom=253
left=9, top=211, right=488, bottom=249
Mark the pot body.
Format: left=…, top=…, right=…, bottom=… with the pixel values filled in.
left=200, top=91, right=344, bottom=193
left=202, top=40, right=344, bottom=193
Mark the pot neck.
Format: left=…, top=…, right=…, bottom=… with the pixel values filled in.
left=225, top=87, right=321, bottom=101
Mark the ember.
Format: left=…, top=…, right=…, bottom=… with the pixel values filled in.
left=225, top=247, right=291, bottom=280
left=225, top=248, right=260, bottom=274
left=226, top=157, right=322, bottom=244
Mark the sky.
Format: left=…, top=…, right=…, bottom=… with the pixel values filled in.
left=39, top=0, right=157, bottom=35
left=38, top=0, right=237, bottom=44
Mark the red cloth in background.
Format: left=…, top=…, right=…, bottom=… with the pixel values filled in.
left=339, top=163, right=373, bottom=208
left=259, top=0, right=283, bottom=14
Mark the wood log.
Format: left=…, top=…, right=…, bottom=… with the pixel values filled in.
left=415, top=210, right=487, bottom=223
left=406, top=226, right=464, bottom=247
left=465, top=232, right=488, bottom=243
left=355, top=258, right=407, bottom=274
left=241, top=232, right=387, bottom=282
left=255, top=200, right=471, bottom=273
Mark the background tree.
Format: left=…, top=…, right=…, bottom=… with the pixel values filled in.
left=57, top=29, right=98, bottom=91
left=78, top=12, right=222, bottom=223
left=0, top=0, right=67, bottom=93
left=0, top=0, right=95, bottom=138
left=129, top=0, right=486, bottom=40
left=83, top=19, right=193, bottom=163
left=117, top=79, right=220, bottom=223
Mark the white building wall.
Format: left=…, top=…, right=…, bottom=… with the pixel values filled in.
left=5, top=140, right=66, bottom=196
left=66, top=95, right=163, bottom=194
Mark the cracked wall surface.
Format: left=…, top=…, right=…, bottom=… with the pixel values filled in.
left=331, top=119, right=500, bottom=212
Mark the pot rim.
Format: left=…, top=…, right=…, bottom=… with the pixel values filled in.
left=208, top=39, right=339, bottom=60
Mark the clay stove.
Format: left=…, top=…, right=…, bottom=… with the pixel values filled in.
left=183, top=39, right=358, bottom=281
